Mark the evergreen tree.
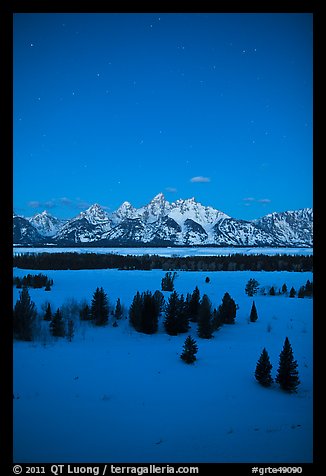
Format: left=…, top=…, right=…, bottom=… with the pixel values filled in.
left=211, top=308, right=223, bottom=331
left=164, top=291, right=181, bottom=335
left=114, top=298, right=123, bottom=319
left=50, top=308, right=66, bottom=337
left=129, top=291, right=159, bottom=334
left=245, top=278, right=260, bottom=297
left=255, top=348, right=273, bottom=387
left=297, top=286, right=305, bottom=298
left=289, top=287, right=296, bottom=298
left=177, top=294, right=190, bottom=334
left=304, top=279, right=313, bottom=297
left=90, top=287, right=109, bottom=326
left=269, top=286, right=276, bottom=296
left=129, top=291, right=143, bottom=332
left=197, top=294, right=213, bottom=339
left=275, top=337, right=300, bottom=392
left=188, top=286, right=201, bottom=322
left=44, top=302, right=52, bottom=321
left=249, top=301, right=258, bottom=322
left=141, top=291, right=159, bottom=334
left=216, top=292, right=237, bottom=324
left=13, top=287, right=37, bottom=341
left=164, top=292, right=189, bottom=335
left=180, top=336, right=198, bottom=364
left=281, top=283, right=288, bottom=294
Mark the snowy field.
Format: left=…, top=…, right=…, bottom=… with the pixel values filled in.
left=13, top=268, right=313, bottom=463
left=13, top=246, right=313, bottom=257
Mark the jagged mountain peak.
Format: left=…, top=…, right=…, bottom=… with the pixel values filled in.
left=116, top=201, right=136, bottom=214
left=113, top=200, right=137, bottom=223
left=119, top=200, right=133, bottom=208
left=169, top=196, right=229, bottom=228
left=79, top=203, right=110, bottom=222
left=138, top=193, right=171, bottom=223
left=31, top=210, right=57, bottom=219
left=29, top=209, right=62, bottom=237
left=150, top=192, right=167, bottom=202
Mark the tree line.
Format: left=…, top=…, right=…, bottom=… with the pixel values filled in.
left=13, top=282, right=238, bottom=342
left=13, top=273, right=53, bottom=290
left=245, top=277, right=313, bottom=298
left=13, top=251, right=312, bottom=272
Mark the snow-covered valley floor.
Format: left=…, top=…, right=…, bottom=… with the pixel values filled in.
left=13, top=269, right=313, bottom=463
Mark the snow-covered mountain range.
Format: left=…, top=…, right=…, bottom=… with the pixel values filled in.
left=13, top=193, right=313, bottom=247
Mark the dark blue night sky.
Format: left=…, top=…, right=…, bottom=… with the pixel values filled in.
left=13, top=13, right=312, bottom=219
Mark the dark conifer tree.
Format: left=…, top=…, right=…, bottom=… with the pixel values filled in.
left=281, top=283, right=288, bottom=294
left=164, top=291, right=181, bottom=336
left=197, top=294, right=213, bottom=339
left=114, top=298, right=123, bottom=319
left=188, top=286, right=201, bottom=322
left=129, top=291, right=143, bottom=332
left=304, top=280, right=313, bottom=297
left=141, top=291, right=159, bottom=334
left=180, top=336, right=198, bottom=364
left=13, top=287, right=37, bottom=341
left=44, top=302, right=52, bottom=321
left=297, top=286, right=305, bottom=298
left=164, top=292, right=189, bottom=335
left=129, top=291, right=159, bottom=334
left=249, top=301, right=258, bottom=322
left=255, top=348, right=273, bottom=387
left=275, top=337, right=300, bottom=392
left=211, top=308, right=223, bottom=331
left=50, top=308, right=66, bottom=337
left=269, top=286, right=276, bottom=296
left=90, top=287, right=109, bottom=326
left=216, top=292, right=237, bottom=324
left=289, top=287, right=296, bottom=298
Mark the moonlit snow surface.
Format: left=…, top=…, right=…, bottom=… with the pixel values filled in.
left=13, top=268, right=313, bottom=463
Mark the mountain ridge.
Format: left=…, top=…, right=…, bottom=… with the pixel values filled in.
left=13, top=194, right=313, bottom=247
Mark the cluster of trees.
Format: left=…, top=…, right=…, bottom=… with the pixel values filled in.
left=13, top=273, right=53, bottom=290
left=255, top=337, right=300, bottom=392
left=13, top=286, right=123, bottom=342
left=13, top=288, right=75, bottom=341
left=129, top=290, right=164, bottom=334
left=245, top=278, right=313, bottom=298
left=13, top=251, right=312, bottom=272
left=161, top=271, right=177, bottom=291
left=128, top=285, right=239, bottom=339
left=12, top=287, right=301, bottom=393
